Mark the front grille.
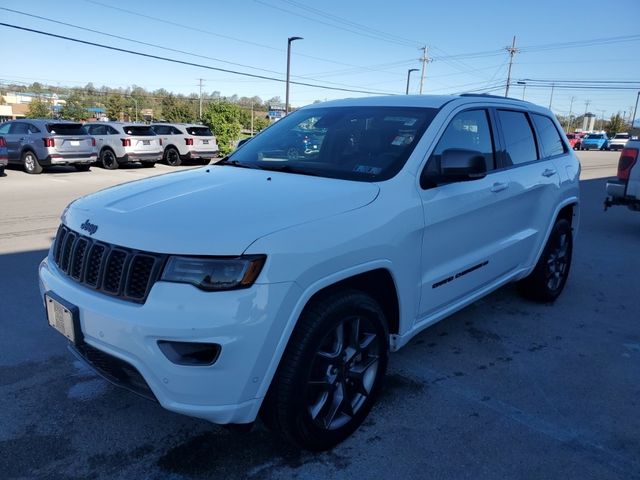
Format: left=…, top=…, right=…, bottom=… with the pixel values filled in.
left=70, top=343, right=157, bottom=402
left=52, top=225, right=165, bottom=303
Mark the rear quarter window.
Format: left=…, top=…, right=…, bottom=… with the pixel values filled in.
left=531, top=114, right=566, bottom=157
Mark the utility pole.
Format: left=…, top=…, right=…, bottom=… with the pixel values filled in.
left=250, top=102, right=254, bottom=136
left=567, top=96, right=575, bottom=131
left=418, top=46, right=431, bottom=94
left=406, top=68, right=419, bottom=95
left=548, top=83, right=555, bottom=110
left=632, top=91, right=640, bottom=130
left=504, top=36, right=519, bottom=97
left=198, top=78, right=204, bottom=120
left=285, top=36, right=303, bottom=115
left=584, top=99, right=591, bottom=116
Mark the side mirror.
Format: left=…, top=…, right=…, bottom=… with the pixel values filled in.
left=421, top=148, right=488, bottom=189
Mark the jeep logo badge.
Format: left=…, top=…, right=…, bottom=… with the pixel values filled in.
left=80, top=219, right=98, bottom=235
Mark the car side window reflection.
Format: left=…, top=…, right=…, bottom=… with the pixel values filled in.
left=424, top=109, right=495, bottom=178
left=497, top=110, right=538, bottom=165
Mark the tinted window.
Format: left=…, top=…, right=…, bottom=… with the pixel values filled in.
left=10, top=123, right=29, bottom=135
left=46, top=123, right=85, bottom=135
left=27, top=124, right=40, bottom=134
left=586, top=134, right=603, bottom=139
left=614, top=134, right=629, bottom=139
left=123, top=126, right=156, bottom=136
left=429, top=109, right=495, bottom=172
left=186, top=126, right=213, bottom=136
left=107, top=126, right=119, bottom=135
left=497, top=110, right=538, bottom=165
left=532, top=114, right=565, bottom=157
left=86, top=124, right=106, bottom=135
left=0, top=123, right=10, bottom=135
left=226, top=106, right=437, bottom=182
left=171, top=127, right=183, bottom=135
left=152, top=125, right=169, bottom=135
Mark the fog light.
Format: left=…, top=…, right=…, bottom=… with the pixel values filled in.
left=158, top=341, right=221, bottom=366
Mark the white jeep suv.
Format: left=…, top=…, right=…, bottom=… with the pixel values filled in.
left=39, top=94, right=580, bottom=450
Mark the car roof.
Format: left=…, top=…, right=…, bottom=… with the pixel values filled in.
left=305, top=94, right=539, bottom=110
left=84, top=121, right=150, bottom=126
left=151, top=123, right=208, bottom=128
left=20, top=119, right=83, bottom=125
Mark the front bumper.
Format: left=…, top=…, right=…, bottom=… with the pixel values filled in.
left=39, top=254, right=300, bottom=424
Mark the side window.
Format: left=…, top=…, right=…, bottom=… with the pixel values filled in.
left=171, top=127, right=183, bottom=135
left=497, top=110, right=538, bottom=166
left=153, top=126, right=166, bottom=135
left=428, top=109, right=495, bottom=172
left=0, top=123, right=11, bottom=134
left=27, top=124, right=41, bottom=134
left=107, top=126, right=119, bottom=135
left=532, top=114, right=566, bottom=157
left=10, top=123, right=29, bottom=135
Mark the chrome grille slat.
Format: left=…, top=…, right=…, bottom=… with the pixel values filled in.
left=51, top=225, right=164, bottom=304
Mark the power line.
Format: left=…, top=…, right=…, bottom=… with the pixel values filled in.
left=0, top=22, right=400, bottom=96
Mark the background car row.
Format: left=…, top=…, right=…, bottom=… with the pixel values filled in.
left=566, top=131, right=634, bottom=151
left=0, top=119, right=219, bottom=175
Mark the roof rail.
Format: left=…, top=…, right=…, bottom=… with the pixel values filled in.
left=459, top=93, right=530, bottom=103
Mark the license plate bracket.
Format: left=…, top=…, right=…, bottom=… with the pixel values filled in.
left=45, top=291, right=83, bottom=345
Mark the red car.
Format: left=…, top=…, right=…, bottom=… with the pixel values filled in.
left=566, top=133, right=580, bottom=150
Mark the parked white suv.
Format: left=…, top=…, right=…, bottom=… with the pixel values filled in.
left=39, top=94, right=580, bottom=450
left=608, top=132, right=630, bottom=151
left=151, top=123, right=219, bottom=166
left=83, top=122, right=162, bottom=169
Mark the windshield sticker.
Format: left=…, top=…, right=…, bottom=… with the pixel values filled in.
left=391, top=134, right=415, bottom=146
left=354, top=165, right=382, bottom=174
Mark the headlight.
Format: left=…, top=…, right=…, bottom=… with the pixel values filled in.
left=161, top=255, right=266, bottom=291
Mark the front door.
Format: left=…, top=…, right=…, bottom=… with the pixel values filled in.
left=417, top=108, right=516, bottom=320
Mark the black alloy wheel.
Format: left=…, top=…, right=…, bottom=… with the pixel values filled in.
left=165, top=148, right=181, bottom=166
left=100, top=149, right=118, bottom=170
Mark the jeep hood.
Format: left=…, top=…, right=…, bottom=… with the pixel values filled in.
left=63, top=166, right=380, bottom=255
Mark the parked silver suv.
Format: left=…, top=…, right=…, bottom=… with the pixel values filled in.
left=151, top=123, right=219, bottom=166
left=0, top=119, right=96, bottom=174
left=84, top=122, right=162, bottom=169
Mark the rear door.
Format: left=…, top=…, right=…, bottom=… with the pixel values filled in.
left=418, top=108, right=515, bottom=318
left=494, top=109, right=561, bottom=268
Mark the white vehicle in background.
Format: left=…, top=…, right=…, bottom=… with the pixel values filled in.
left=151, top=123, right=219, bottom=166
left=605, top=141, right=640, bottom=211
left=40, top=94, right=579, bottom=451
left=608, top=132, right=630, bottom=151
left=83, top=122, right=162, bottom=170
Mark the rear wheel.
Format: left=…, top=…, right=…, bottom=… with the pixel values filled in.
left=74, top=164, right=91, bottom=172
left=261, top=289, right=388, bottom=451
left=100, top=149, right=118, bottom=170
left=164, top=147, right=181, bottom=166
left=22, top=151, right=43, bottom=174
left=518, top=218, right=573, bottom=302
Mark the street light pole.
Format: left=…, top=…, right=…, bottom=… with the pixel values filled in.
left=406, top=68, right=419, bottom=95
left=285, top=36, right=303, bottom=115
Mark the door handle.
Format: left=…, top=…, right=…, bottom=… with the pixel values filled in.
left=542, top=168, right=557, bottom=177
left=490, top=182, right=509, bottom=192
left=19, top=137, right=26, bottom=142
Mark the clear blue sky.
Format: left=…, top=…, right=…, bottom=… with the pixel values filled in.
left=1, top=0, right=639, bottom=120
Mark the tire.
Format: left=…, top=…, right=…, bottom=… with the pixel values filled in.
left=74, top=164, right=91, bottom=172
left=100, top=149, right=119, bottom=170
left=0, top=167, right=4, bottom=177
left=261, top=289, right=389, bottom=451
left=22, top=151, right=43, bottom=174
left=518, top=218, right=573, bottom=302
left=164, top=147, right=181, bottom=166
left=141, top=161, right=156, bottom=168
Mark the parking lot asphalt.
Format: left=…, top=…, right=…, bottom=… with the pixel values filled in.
left=1, top=151, right=639, bottom=480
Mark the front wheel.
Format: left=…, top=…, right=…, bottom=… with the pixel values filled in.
left=518, top=218, right=573, bottom=302
left=261, top=290, right=388, bottom=451
left=22, top=151, right=43, bottom=174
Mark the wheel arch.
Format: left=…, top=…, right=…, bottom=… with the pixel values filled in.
left=255, top=264, right=401, bottom=402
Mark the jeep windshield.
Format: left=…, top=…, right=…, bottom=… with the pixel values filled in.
left=223, top=106, right=438, bottom=182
